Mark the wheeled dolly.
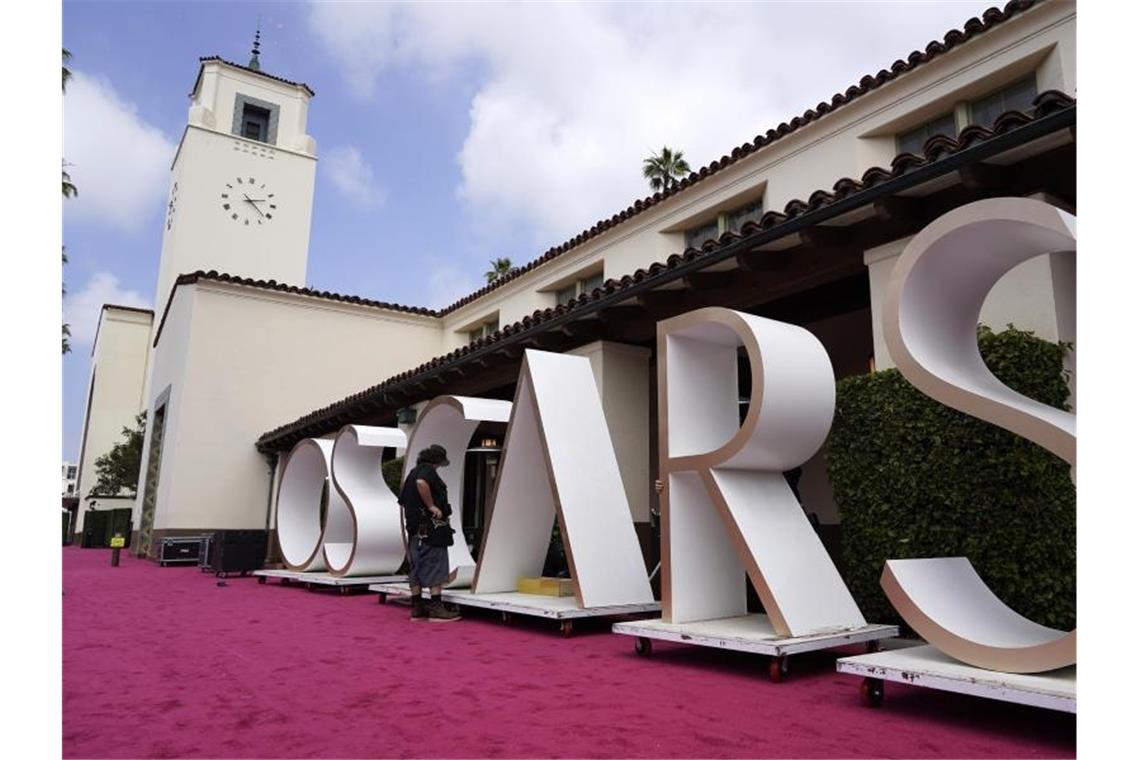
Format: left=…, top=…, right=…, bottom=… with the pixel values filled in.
left=837, top=644, right=1075, bottom=713
left=860, top=677, right=885, bottom=707
left=615, top=614, right=897, bottom=683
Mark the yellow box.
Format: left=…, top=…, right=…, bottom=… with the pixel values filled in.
left=517, top=576, right=575, bottom=597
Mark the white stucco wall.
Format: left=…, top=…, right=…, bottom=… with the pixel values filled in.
left=74, top=307, right=152, bottom=532
left=146, top=281, right=446, bottom=532
left=134, top=287, right=198, bottom=529
left=155, top=128, right=316, bottom=317
left=191, top=61, right=313, bottom=154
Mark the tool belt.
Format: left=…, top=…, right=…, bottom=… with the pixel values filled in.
left=420, top=511, right=455, bottom=547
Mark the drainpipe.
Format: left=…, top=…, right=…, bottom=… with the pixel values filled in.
left=263, top=452, right=279, bottom=534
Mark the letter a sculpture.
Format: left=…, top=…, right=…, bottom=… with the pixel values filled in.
left=473, top=350, right=655, bottom=609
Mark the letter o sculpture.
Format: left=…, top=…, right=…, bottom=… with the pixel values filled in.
left=881, top=196, right=1076, bottom=673
left=276, top=438, right=341, bottom=572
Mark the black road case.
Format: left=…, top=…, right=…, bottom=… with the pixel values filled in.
left=158, top=536, right=204, bottom=566
left=201, top=530, right=268, bottom=577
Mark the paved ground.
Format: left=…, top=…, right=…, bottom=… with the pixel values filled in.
left=62, top=547, right=1075, bottom=758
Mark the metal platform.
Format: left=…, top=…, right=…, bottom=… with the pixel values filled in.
left=836, top=643, right=1076, bottom=712
left=612, top=614, right=898, bottom=682
left=369, top=582, right=661, bottom=636
left=254, top=569, right=405, bottom=594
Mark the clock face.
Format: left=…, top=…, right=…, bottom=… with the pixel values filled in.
left=220, top=176, right=277, bottom=226
left=165, top=182, right=178, bottom=231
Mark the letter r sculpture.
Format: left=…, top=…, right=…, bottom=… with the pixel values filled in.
left=658, top=308, right=868, bottom=636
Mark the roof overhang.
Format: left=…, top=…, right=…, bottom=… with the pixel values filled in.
left=256, top=96, right=1076, bottom=454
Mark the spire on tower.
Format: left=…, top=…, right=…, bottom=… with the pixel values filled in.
left=248, top=20, right=262, bottom=70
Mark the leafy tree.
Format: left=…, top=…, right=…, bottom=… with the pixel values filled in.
left=485, top=257, right=515, bottom=283
left=642, top=146, right=691, bottom=192
left=89, top=413, right=146, bottom=497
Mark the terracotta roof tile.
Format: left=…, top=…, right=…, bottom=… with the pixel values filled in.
left=195, top=56, right=315, bottom=97
left=103, top=304, right=154, bottom=316
left=256, top=90, right=1074, bottom=449
left=151, top=270, right=436, bottom=348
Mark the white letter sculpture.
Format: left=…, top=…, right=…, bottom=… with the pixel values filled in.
left=326, top=425, right=407, bottom=576
left=275, top=426, right=407, bottom=577
left=276, top=438, right=339, bottom=573
left=881, top=196, right=1076, bottom=673
left=403, top=396, right=512, bottom=588
left=659, top=308, right=867, bottom=635
left=472, top=350, right=654, bottom=609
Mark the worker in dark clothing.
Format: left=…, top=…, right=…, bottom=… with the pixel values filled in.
left=398, top=444, right=461, bottom=622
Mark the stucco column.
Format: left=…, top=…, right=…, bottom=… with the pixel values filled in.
left=568, top=341, right=652, bottom=522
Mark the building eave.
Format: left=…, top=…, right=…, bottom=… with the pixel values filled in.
left=255, top=92, right=1075, bottom=454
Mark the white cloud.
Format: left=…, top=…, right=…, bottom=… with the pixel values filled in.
left=309, top=1, right=985, bottom=245
left=426, top=262, right=481, bottom=311
left=64, top=272, right=150, bottom=347
left=323, top=145, right=387, bottom=208
left=63, top=71, right=176, bottom=232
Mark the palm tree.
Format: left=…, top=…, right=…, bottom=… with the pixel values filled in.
left=63, top=50, right=78, bottom=198
left=485, top=257, right=514, bottom=283
left=62, top=163, right=78, bottom=198
left=642, top=146, right=691, bottom=192
left=63, top=48, right=75, bottom=354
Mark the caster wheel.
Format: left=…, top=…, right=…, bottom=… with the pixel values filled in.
left=865, top=640, right=882, bottom=654
left=769, top=656, right=789, bottom=683
left=560, top=620, right=574, bottom=638
left=339, top=586, right=350, bottom=595
left=160, top=561, right=167, bottom=568
left=501, top=611, right=513, bottom=625
left=860, top=678, right=884, bottom=707
left=377, top=593, right=387, bottom=605
left=634, top=637, right=652, bottom=657
left=281, top=578, right=291, bottom=586
left=257, top=576, right=267, bottom=584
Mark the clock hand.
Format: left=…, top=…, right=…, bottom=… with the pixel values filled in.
left=243, top=194, right=266, bottom=217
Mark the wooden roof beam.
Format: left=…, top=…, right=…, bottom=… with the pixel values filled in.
left=736, top=250, right=793, bottom=272
left=958, top=162, right=1011, bottom=191
left=682, top=271, right=735, bottom=291
left=873, top=196, right=925, bottom=223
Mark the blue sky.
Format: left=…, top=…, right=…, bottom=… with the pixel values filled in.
left=62, top=0, right=983, bottom=459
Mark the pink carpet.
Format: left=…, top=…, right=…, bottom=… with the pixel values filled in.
left=62, top=547, right=1074, bottom=759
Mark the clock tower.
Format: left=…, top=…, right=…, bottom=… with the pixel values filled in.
left=155, top=38, right=317, bottom=314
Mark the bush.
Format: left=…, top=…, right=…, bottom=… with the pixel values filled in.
left=382, top=456, right=405, bottom=494
left=827, top=325, right=1074, bottom=631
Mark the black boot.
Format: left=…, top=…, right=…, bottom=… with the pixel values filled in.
left=410, top=595, right=428, bottom=621
left=427, top=594, right=461, bottom=623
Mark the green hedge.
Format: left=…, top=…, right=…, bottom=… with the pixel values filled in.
left=382, top=456, right=405, bottom=494
left=828, top=325, right=1075, bottom=631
